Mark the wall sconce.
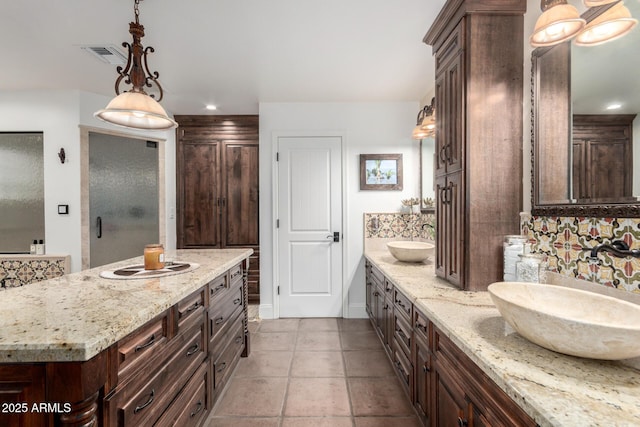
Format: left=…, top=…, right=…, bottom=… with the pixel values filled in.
left=94, top=0, right=177, bottom=131
left=574, top=1, right=637, bottom=46
left=530, top=0, right=586, bottom=47
left=412, top=98, right=436, bottom=140
left=58, top=148, right=66, bottom=164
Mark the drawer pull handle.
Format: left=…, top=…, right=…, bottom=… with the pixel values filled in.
left=235, top=336, right=243, bottom=344
left=233, top=298, right=242, bottom=305
left=217, top=362, right=227, bottom=373
left=134, top=334, right=155, bottom=352
left=185, top=301, right=200, bottom=313
left=423, top=365, right=430, bottom=373
left=458, top=417, right=468, bottom=427
left=190, top=400, right=203, bottom=418
left=415, top=321, right=427, bottom=332
left=396, top=329, right=407, bottom=339
left=186, top=343, right=199, bottom=356
left=215, top=316, right=224, bottom=325
left=133, top=389, right=155, bottom=414
left=212, top=283, right=225, bottom=293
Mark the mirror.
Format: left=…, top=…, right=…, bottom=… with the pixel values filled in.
left=420, top=137, right=436, bottom=212
left=532, top=2, right=640, bottom=217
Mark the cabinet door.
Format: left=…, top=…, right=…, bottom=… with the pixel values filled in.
left=434, top=360, right=469, bottom=427
left=0, top=365, right=47, bottom=427
left=435, top=172, right=464, bottom=287
left=413, top=334, right=431, bottom=425
left=177, top=139, right=221, bottom=248
left=222, top=142, right=259, bottom=247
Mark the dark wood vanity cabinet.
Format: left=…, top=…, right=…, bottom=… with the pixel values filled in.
left=426, top=0, right=525, bottom=291
left=175, top=115, right=260, bottom=303
left=365, top=261, right=536, bottom=427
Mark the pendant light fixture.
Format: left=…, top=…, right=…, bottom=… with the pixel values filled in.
left=412, top=98, right=436, bottom=140
left=575, top=1, right=637, bottom=46
left=94, top=0, right=177, bottom=130
left=530, top=0, right=586, bottom=47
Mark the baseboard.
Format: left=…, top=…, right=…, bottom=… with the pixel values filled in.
left=258, top=303, right=275, bottom=319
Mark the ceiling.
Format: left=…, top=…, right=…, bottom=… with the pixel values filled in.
left=0, top=0, right=446, bottom=116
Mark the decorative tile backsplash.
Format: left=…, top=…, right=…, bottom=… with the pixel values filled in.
left=521, top=214, right=640, bottom=293
left=364, top=212, right=435, bottom=241
left=0, top=256, right=70, bottom=290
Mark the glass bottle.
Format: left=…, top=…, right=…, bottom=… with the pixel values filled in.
left=144, top=244, right=165, bottom=270
left=503, top=235, right=528, bottom=281
left=515, top=253, right=548, bottom=283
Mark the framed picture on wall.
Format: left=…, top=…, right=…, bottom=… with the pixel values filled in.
left=360, top=154, right=403, bottom=190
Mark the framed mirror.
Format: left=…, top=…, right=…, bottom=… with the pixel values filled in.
left=419, top=138, right=436, bottom=212
left=531, top=1, right=640, bottom=217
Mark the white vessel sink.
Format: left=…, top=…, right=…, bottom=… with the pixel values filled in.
left=386, top=241, right=434, bottom=262
left=488, top=282, right=640, bottom=360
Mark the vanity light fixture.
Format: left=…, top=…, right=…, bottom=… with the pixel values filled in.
left=205, top=104, right=217, bottom=111
left=530, top=0, right=586, bottom=47
left=94, top=0, right=178, bottom=131
left=574, top=1, right=637, bottom=46
left=412, top=97, right=436, bottom=140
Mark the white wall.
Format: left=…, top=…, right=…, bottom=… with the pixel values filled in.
left=0, top=90, right=177, bottom=272
left=258, top=102, right=420, bottom=319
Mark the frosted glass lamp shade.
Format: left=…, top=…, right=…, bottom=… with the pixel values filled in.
left=412, top=125, right=431, bottom=140
left=95, top=91, right=178, bottom=130
left=530, top=3, right=586, bottom=47
left=575, top=2, right=638, bottom=46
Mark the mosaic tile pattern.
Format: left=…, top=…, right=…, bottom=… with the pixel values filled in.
left=521, top=214, right=640, bottom=293
left=364, top=212, right=435, bottom=241
left=0, top=257, right=69, bottom=290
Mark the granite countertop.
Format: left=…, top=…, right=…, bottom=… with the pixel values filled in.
left=364, top=244, right=640, bottom=427
left=0, top=249, right=252, bottom=363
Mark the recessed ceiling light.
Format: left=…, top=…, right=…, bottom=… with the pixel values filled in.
left=205, top=105, right=217, bottom=111
left=606, top=103, right=622, bottom=110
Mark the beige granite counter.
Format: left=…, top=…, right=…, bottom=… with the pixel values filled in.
left=365, top=245, right=640, bottom=427
left=0, top=249, right=252, bottom=364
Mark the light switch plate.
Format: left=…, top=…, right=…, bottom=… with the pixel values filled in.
left=57, top=204, right=69, bottom=215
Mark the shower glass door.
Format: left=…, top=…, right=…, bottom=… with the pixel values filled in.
left=89, top=132, right=159, bottom=268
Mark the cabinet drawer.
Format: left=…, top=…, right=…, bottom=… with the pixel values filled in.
left=106, top=322, right=206, bottom=426
left=209, top=280, right=244, bottom=343
left=213, top=316, right=245, bottom=392
left=393, top=288, right=412, bottom=320
left=154, top=362, right=208, bottom=427
left=117, top=311, right=169, bottom=381
left=369, top=263, right=385, bottom=285
left=208, top=274, right=229, bottom=303
left=393, top=311, right=412, bottom=359
left=392, top=342, right=413, bottom=396
left=413, top=308, right=431, bottom=344
left=176, top=288, right=206, bottom=330
left=229, top=262, right=244, bottom=286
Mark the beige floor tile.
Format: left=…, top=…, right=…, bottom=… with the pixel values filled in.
left=282, top=417, right=354, bottom=427
left=340, top=331, right=382, bottom=351
left=248, top=321, right=261, bottom=334
left=348, top=377, right=414, bottom=416
left=296, top=331, right=342, bottom=351
left=339, top=318, right=374, bottom=332
left=214, top=377, right=287, bottom=417
left=259, top=318, right=301, bottom=332
left=290, top=351, right=345, bottom=377
left=205, top=417, right=280, bottom=427
left=299, top=318, right=340, bottom=331
left=344, top=350, right=395, bottom=377
left=251, top=331, right=297, bottom=351
left=284, top=377, right=351, bottom=417
left=354, top=416, right=422, bottom=427
left=235, top=351, right=293, bottom=377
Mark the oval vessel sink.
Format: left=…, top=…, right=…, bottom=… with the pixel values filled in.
left=488, top=282, right=640, bottom=360
left=386, top=241, right=434, bottom=262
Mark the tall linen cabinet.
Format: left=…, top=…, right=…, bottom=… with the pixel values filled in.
left=175, top=115, right=260, bottom=302
left=425, top=0, right=525, bottom=291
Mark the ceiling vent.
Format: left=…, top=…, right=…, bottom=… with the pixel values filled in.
left=81, top=45, right=127, bottom=65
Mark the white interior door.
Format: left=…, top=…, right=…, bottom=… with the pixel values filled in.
left=277, top=136, right=343, bottom=317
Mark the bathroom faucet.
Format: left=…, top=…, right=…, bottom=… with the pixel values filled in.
left=589, top=240, right=640, bottom=259
left=421, top=223, right=434, bottom=230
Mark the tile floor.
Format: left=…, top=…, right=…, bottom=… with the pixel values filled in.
left=203, top=318, right=421, bottom=427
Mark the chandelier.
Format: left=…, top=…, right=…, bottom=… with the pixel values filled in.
left=94, top=0, right=177, bottom=130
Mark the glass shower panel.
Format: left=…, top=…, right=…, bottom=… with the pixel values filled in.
left=0, top=133, right=44, bottom=253
left=89, top=132, right=159, bottom=268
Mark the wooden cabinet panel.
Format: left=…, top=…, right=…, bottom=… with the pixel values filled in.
left=154, top=362, right=208, bottom=427
left=0, top=365, right=47, bottom=427
left=176, top=115, right=260, bottom=302
left=178, top=142, right=221, bottom=248
left=426, top=2, right=525, bottom=291
left=413, top=332, right=431, bottom=425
